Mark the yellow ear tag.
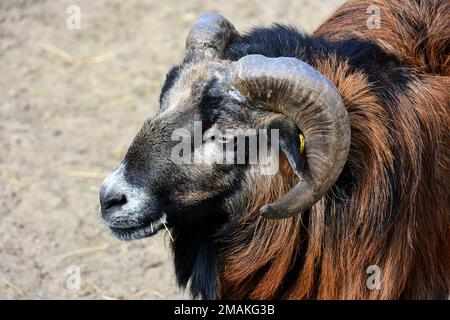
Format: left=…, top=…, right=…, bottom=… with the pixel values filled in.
left=299, top=133, right=305, bottom=153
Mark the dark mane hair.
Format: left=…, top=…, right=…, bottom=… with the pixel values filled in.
left=173, top=0, right=450, bottom=299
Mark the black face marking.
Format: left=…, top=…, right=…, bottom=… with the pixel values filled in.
left=115, top=65, right=253, bottom=227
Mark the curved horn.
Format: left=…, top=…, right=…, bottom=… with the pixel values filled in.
left=186, top=13, right=239, bottom=59
left=231, top=55, right=350, bottom=219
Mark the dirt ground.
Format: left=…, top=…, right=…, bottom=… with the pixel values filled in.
left=0, top=0, right=343, bottom=299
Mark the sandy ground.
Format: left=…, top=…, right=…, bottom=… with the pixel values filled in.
left=0, top=0, right=343, bottom=299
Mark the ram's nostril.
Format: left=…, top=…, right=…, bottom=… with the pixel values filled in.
left=100, top=187, right=128, bottom=212
left=105, top=193, right=127, bottom=210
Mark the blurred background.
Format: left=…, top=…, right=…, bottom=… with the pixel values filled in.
left=0, top=0, right=344, bottom=299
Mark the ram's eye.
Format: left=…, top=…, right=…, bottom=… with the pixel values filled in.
left=215, top=134, right=234, bottom=144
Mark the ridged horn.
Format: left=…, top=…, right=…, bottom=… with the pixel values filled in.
left=231, top=54, right=351, bottom=219
left=186, top=13, right=239, bottom=59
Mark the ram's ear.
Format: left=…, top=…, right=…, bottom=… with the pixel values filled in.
left=267, top=116, right=305, bottom=178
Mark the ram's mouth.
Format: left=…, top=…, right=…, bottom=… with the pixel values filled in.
left=109, top=213, right=170, bottom=241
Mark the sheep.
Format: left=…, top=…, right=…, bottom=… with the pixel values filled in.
left=99, top=0, right=450, bottom=299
